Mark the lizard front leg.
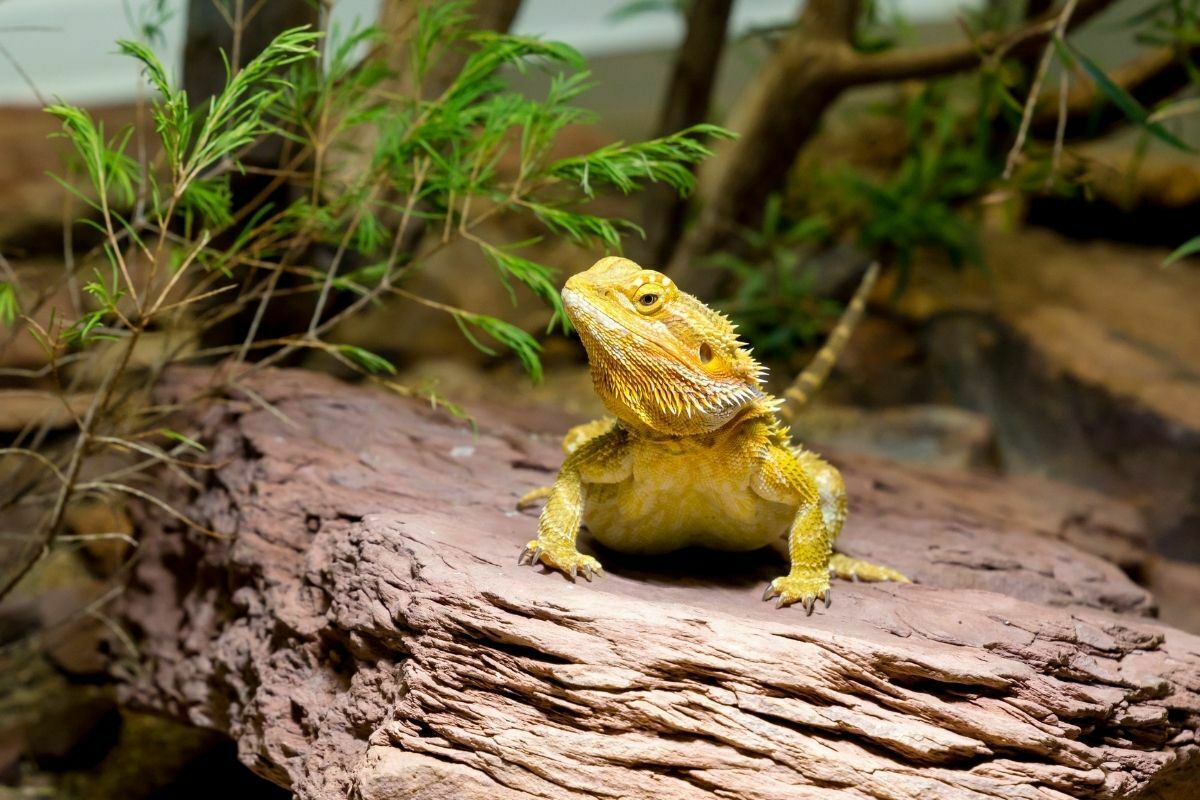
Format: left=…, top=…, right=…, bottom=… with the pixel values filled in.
left=516, top=418, right=617, bottom=510
left=752, top=441, right=833, bottom=614
left=519, top=425, right=632, bottom=581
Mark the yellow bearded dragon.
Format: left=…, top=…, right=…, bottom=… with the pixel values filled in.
left=518, top=257, right=908, bottom=613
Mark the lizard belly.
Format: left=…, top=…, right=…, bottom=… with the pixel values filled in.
left=582, top=448, right=794, bottom=555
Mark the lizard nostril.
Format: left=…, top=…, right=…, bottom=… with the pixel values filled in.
left=699, top=343, right=713, bottom=364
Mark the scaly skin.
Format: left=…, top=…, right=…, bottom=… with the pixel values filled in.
left=517, top=257, right=908, bottom=613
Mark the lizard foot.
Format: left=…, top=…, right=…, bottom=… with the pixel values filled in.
left=518, top=538, right=603, bottom=582
left=763, top=571, right=832, bottom=615
left=516, top=486, right=552, bottom=510
left=829, top=553, right=910, bottom=584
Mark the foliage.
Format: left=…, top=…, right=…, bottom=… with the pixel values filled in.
left=827, top=80, right=1004, bottom=288
left=0, top=1, right=732, bottom=605
left=707, top=196, right=840, bottom=362
left=1053, top=38, right=1192, bottom=152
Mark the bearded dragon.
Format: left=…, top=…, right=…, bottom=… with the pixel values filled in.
left=517, top=257, right=908, bottom=613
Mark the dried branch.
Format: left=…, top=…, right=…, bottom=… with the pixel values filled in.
left=1003, top=0, right=1081, bottom=179
left=837, top=0, right=1115, bottom=86
left=1032, top=44, right=1194, bottom=139
left=0, top=330, right=141, bottom=602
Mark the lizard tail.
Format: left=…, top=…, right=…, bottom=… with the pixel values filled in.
left=782, top=261, right=880, bottom=416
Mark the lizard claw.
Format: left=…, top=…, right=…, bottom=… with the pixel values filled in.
left=518, top=545, right=544, bottom=567
left=518, top=538, right=603, bottom=582
left=762, top=573, right=832, bottom=613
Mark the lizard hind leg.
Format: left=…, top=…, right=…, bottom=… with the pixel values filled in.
left=828, top=553, right=910, bottom=583
left=792, top=449, right=910, bottom=584
left=516, top=485, right=552, bottom=510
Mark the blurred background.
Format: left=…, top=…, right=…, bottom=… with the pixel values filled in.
left=1, top=0, right=1198, bottom=796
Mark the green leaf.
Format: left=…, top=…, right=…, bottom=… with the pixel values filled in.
left=549, top=124, right=736, bottom=197
left=0, top=282, right=17, bottom=325
left=1055, top=38, right=1194, bottom=152
left=1164, top=234, right=1200, bottom=265
left=338, top=344, right=397, bottom=375
left=453, top=312, right=543, bottom=382
left=158, top=428, right=207, bottom=452
left=478, top=242, right=567, bottom=332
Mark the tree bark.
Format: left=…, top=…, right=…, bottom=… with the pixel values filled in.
left=636, top=0, right=735, bottom=269
left=118, top=366, right=1200, bottom=800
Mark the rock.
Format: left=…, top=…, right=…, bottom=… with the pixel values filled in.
left=40, top=615, right=111, bottom=680
left=1143, top=557, right=1200, bottom=635
left=118, top=367, right=1200, bottom=800
left=894, top=227, right=1200, bottom=561
left=0, top=727, right=21, bottom=786
left=25, top=693, right=118, bottom=770
left=789, top=403, right=995, bottom=470
left=64, top=500, right=134, bottom=578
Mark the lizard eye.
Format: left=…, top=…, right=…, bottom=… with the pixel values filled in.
left=633, top=285, right=665, bottom=313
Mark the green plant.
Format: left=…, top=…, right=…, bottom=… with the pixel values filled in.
left=0, top=1, right=732, bottom=605
left=706, top=196, right=839, bottom=362
left=827, top=80, right=1003, bottom=287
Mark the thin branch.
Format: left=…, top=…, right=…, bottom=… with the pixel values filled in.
left=59, top=532, right=140, bottom=548
left=231, top=382, right=299, bottom=429
left=0, top=40, right=48, bottom=106
left=1033, top=44, right=1195, bottom=138
left=77, top=480, right=224, bottom=538
left=1004, top=0, right=1080, bottom=179
left=1048, top=67, right=1070, bottom=185
left=837, top=0, right=1115, bottom=87
left=0, top=326, right=141, bottom=603
left=0, top=447, right=67, bottom=485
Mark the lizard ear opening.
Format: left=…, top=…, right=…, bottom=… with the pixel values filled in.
left=698, top=343, right=714, bottom=364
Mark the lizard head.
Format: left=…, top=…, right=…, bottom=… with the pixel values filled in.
left=562, top=256, right=765, bottom=435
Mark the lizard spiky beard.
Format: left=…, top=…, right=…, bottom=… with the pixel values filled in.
left=563, top=256, right=767, bottom=436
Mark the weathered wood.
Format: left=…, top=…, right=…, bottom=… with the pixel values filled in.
left=120, top=368, right=1200, bottom=799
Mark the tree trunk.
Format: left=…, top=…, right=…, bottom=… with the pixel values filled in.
left=118, top=366, right=1200, bottom=800
left=666, top=2, right=858, bottom=296
left=636, top=0, right=735, bottom=268
left=183, top=0, right=320, bottom=104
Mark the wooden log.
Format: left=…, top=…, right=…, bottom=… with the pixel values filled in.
left=120, top=368, right=1200, bottom=800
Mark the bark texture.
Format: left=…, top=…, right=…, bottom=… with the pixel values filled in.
left=120, top=368, right=1200, bottom=800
